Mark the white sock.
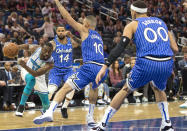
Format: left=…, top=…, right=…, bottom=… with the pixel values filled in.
left=88, top=104, right=95, bottom=117
left=158, top=101, right=170, bottom=122
left=101, top=106, right=117, bottom=124
left=62, top=99, right=70, bottom=109
left=47, top=101, right=58, bottom=113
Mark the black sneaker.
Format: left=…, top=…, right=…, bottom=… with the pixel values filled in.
left=61, top=108, right=68, bottom=118
left=15, top=105, right=24, bottom=117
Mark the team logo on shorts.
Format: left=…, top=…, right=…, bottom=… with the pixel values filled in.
left=69, top=73, right=80, bottom=80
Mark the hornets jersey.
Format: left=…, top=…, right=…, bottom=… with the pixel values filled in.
left=81, top=29, right=105, bottom=64
left=133, top=17, right=173, bottom=58
left=52, top=37, right=73, bottom=68
left=27, top=47, right=54, bottom=71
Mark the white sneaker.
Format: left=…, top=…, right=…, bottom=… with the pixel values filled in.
left=87, top=114, right=96, bottom=127
left=133, top=91, right=143, bottom=97
left=97, top=99, right=106, bottom=105
left=91, top=122, right=106, bottom=131
left=124, top=98, right=129, bottom=104
left=107, top=98, right=111, bottom=103
left=160, top=121, right=174, bottom=131
left=179, top=101, right=187, bottom=108
left=33, top=111, right=53, bottom=125
left=15, top=111, right=23, bottom=117
left=104, top=95, right=111, bottom=103
left=82, top=99, right=89, bottom=105
left=135, top=97, right=141, bottom=103
left=142, top=97, right=148, bottom=102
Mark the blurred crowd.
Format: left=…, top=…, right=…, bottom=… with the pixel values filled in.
left=0, top=0, right=186, bottom=110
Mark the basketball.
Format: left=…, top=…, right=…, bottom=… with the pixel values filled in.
left=3, top=42, right=19, bottom=58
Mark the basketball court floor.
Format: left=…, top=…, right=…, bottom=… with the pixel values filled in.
left=0, top=101, right=186, bottom=131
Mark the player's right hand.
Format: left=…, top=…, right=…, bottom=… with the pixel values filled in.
left=17, top=58, right=26, bottom=67
left=96, top=65, right=108, bottom=84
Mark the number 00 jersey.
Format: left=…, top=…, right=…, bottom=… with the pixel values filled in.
left=52, top=37, right=73, bottom=68
left=133, top=17, right=173, bottom=58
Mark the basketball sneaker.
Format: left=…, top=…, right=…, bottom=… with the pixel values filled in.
left=91, top=122, right=106, bottom=131
left=33, top=111, right=53, bottom=125
left=15, top=105, right=24, bottom=117
left=87, top=114, right=96, bottom=127
left=179, top=101, right=187, bottom=109
left=160, top=120, right=174, bottom=131
left=61, top=108, right=68, bottom=118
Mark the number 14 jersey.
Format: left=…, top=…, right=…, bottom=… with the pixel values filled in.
left=52, top=37, right=73, bottom=68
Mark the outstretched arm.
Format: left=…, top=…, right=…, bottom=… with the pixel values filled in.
left=54, top=0, right=83, bottom=33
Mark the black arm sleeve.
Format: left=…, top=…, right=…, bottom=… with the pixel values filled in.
left=105, top=36, right=130, bottom=67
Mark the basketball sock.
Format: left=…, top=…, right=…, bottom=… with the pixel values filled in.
left=85, top=84, right=90, bottom=98
left=101, top=106, right=117, bottom=125
left=62, top=98, right=70, bottom=109
left=37, top=93, right=50, bottom=112
left=88, top=104, right=95, bottom=117
left=103, top=83, right=109, bottom=97
left=47, top=101, right=58, bottom=113
left=98, top=84, right=104, bottom=97
left=62, top=90, right=75, bottom=109
left=20, top=74, right=35, bottom=106
left=158, top=102, right=170, bottom=122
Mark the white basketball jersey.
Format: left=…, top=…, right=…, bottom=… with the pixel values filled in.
left=27, top=47, right=53, bottom=71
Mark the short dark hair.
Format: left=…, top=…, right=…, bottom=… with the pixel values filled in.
left=132, top=0, right=147, bottom=9
left=56, top=25, right=65, bottom=29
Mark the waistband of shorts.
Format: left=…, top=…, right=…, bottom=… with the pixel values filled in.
left=84, top=61, right=104, bottom=66
left=143, top=56, right=172, bottom=61
left=54, top=66, right=73, bottom=69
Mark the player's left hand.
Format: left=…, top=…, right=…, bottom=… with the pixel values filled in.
left=96, top=65, right=108, bottom=84
left=18, top=58, right=26, bottom=67
left=65, top=31, right=72, bottom=37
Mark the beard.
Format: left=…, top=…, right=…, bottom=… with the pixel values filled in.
left=57, top=35, right=65, bottom=40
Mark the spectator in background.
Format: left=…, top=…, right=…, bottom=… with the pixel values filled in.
left=1, top=62, right=15, bottom=111
left=10, top=31, right=23, bottom=44
left=33, top=7, right=43, bottom=26
left=38, top=37, right=44, bottom=46
left=78, top=12, right=86, bottom=24
left=179, top=50, right=187, bottom=108
left=42, top=2, right=51, bottom=16
left=12, top=65, right=22, bottom=85
left=43, top=34, right=49, bottom=43
left=103, top=44, right=109, bottom=58
left=0, top=69, right=7, bottom=110
left=33, top=16, right=54, bottom=40
left=27, top=0, right=37, bottom=16
left=0, top=33, right=5, bottom=61
left=109, top=60, right=126, bottom=89
left=16, top=0, right=27, bottom=15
